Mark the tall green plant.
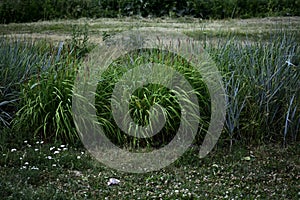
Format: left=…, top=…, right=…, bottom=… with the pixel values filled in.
left=11, top=24, right=92, bottom=144
left=13, top=42, right=78, bottom=143
left=206, top=31, right=299, bottom=145
left=94, top=49, right=211, bottom=149
left=0, top=37, right=50, bottom=129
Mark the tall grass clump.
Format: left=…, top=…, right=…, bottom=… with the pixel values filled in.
left=94, top=49, right=211, bottom=149
left=74, top=30, right=299, bottom=150
left=0, top=37, right=51, bottom=129
left=3, top=27, right=298, bottom=150
left=13, top=43, right=78, bottom=143
left=206, top=31, right=299, bottom=146
left=11, top=25, right=91, bottom=144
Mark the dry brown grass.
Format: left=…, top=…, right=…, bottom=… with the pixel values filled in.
left=1, top=17, right=299, bottom=44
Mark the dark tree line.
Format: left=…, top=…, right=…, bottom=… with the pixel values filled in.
left=0, top=0, right=299, bottom=23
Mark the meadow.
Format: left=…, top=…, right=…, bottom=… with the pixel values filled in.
left=0, top=17, right=299, bottom=199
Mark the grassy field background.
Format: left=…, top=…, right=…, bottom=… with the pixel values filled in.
left=1, top=17, right=300, bottom=42
left=1, top=16, right=299, bottom=199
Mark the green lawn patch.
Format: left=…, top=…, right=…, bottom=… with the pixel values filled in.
left=0, top=142, right=299, bottom=199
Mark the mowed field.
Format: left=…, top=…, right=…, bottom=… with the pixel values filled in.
left=1, top=16, right=299, bottom=43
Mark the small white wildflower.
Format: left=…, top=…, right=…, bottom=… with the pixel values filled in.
left=212, top=163, right=219, bottom=168
left=60, top=145, right=65, bottom=148
left=31, top=166, right=39, bottom=170
left=24, top=162, right=29, bottom=165
left=24, top=140, right=28, bottom=143
left=57, top=148, right=61, bottom=151
left=54, top=151, right=60, bottom=154
left=63, top=148, right=68, bottom=151
left=47, top=156, right=52, bottom=160
left=286, top=60, right=296, bottom=67
left=77, top=156, right=81, bottom=159
left=242, top=156, right=251, bottom=161
left=36, top=141, right=40, bottom=144
left=40, top=141, right=44, bottom=144
left=72, top=170, right=83, bottom=177
left=52, top=164, right=57, bottom=167
left=107, top=178, right=120, bottom=186
left=11, top=148, right=17, bottom=152
left=34, top=148, right=39, bottom=152
left=19, top=157, right=23, bottom=160
left=50, top=147, right=55, bottom=151
left=27, top=144, right=32, bottom=148
left=20, top=166, right=27, bottom=169
left=81, top=151, right=84, bottom=155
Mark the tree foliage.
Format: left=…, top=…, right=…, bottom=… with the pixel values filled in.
left=0, top=0, right=299, bottom=23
